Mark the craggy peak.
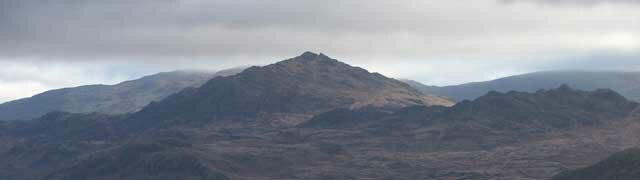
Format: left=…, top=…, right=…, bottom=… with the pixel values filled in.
left=298, top=51, right=331, bottom=60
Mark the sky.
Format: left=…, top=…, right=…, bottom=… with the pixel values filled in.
left=0, top=0, right=640, bottom=103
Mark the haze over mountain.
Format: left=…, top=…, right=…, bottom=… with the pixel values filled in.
left=406, top=71, right=640, bottom=102
left=0, top=67, right=246, bottom=121
left=0, top=53, right=638, bottom=180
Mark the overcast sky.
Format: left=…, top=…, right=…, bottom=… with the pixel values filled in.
left=1, top=0, right=639, bottom=103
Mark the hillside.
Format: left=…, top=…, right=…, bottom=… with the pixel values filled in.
left=302, top=85, right=638, bottom=150
left=0, top=68, right=244, bottom=121
left=552, top=148, right=640, bottom=180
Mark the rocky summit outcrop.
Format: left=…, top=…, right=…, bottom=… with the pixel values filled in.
left=552, top=148, right=640, bottom=180
left=134, top=52, right=453, bottom=127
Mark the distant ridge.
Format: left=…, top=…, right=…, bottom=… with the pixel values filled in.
left=405, top=70, right=640, bottom=102
left=0, top=67, right=246, bottom=121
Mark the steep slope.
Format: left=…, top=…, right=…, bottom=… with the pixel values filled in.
left=0, top=112, right=127, bottom=180
left=44, top=137, right=231, bottom=180
left=0, top=68, right=245, bottom=121
left=133, top=52, right=454, bottom=127
left=407, top=70, right=640, bottom=102
left=552, top=148, right=640, bottom=180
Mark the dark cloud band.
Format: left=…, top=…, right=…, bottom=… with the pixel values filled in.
left=0, top=0, right=638, bottom=60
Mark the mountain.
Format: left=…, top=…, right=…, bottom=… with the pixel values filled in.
left=0, top=67, right=245, bottom=121
left=132, top=52, right=454, bottom=127
left=406, top=70, right=640, bottom=102
left=1, top=53, right=639, bottom=180
left=0, top=52, right=458, bottom=180
left=552, top=148, right=640, bottom=180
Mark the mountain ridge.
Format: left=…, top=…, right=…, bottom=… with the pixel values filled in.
left=301, top=84, right=638, bottom=150
left=0, top=68, right=246, bottom=121
left=406, top=70, right=640, bottom=102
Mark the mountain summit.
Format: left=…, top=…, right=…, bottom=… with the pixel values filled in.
left=135, top=52, right=453, bottom=126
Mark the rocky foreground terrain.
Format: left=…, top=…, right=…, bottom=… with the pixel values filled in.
left=0, top=52, right=638, bottom=180
left=552, top=148, right=640, bottom=180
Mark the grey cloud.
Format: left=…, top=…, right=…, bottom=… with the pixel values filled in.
left=500, top=0, right=640, bottom=5
left=3, top=0, right=640, bottom=103
left=0, top=0, right=407, bottom=58
left=0, top=0, right=639, bottom=65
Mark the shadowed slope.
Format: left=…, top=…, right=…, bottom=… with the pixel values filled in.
left=552, top=148, right=640, bottom=180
